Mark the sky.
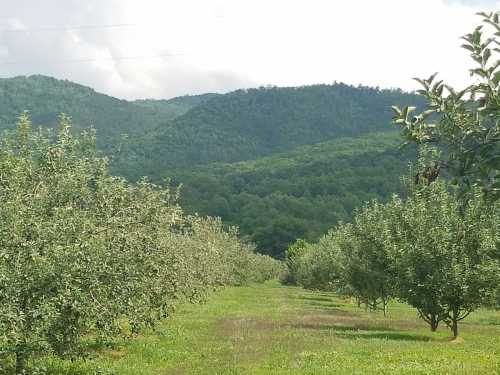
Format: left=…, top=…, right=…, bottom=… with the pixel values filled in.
left=0, top=0, right=499, bottom=100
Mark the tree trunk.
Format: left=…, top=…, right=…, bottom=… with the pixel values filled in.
left=417, top=309, right=440, bottom=332
left=451, top=318, right=458, bottom=338
left=430, top=315, right=439, bottom=332
left=448, top=308, right=460, bottom=338
left=15, top=350, right=26, bottom=375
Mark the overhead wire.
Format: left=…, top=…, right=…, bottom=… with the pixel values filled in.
left=0, top=23, right=138, bottom=33
left=0, top=53, right=188, bottom=66
left=0, top=22, right=192, bottom=66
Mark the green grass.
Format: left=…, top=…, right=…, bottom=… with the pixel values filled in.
left=41, top=281, right=500, bottom=374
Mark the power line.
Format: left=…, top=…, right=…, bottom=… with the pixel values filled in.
left=0, top=53, right=188, bottom=66
left=0, top=23, right=138, bottom=33
left=0, top=16, right=227, bottom=34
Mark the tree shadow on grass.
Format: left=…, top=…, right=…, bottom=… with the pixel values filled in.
left=336, top=330, right=434, bottom=342
left=292, top=322, right=434, bottom=342
left=303, top=300, right=342, bottom=309
left=297, top=295, right=335, bottom=303
left=292, top=322, right=394, bottom=332
left=299, top=300, right=360, bottom=317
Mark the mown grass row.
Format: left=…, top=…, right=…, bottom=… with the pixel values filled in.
left=41, top=281, right=500, bottom=375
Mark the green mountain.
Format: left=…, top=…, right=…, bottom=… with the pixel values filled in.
left=119, top=84, right=422, bottom=181
left=0, top=75, right=214, bottom=149
left=0, top=75, right=421, bottom=257
left=132, top=93, right=220, bottom=121
left=171, top=131, right=413, bottom=257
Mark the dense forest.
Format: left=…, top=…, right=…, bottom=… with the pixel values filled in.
left=0, top=75, right=214, bottom=149
left=172, top=132, right=414, bottom=257
left=0, top=76, right=422, bottom=256
left=117, top=84, right=423, bottom=178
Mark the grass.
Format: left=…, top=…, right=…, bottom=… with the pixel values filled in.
left=38, top=281, right=500, bottom=374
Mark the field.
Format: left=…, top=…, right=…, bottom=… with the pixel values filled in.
left=42, top=281, right=500, bottom=375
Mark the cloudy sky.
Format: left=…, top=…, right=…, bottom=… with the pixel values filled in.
left=0, top=0, right=498, bottom=99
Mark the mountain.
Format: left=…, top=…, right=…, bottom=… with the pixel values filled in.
left=0, top=75, right=422, bottom=257
left=132, top=93, right=220, bottom=121
left=119, top=84, right=423, bottom=180
left=0, top=75, right=214, bottom=149
left=170, top=131, right=414, bottom=257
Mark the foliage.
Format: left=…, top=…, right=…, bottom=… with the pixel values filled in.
left=0, top=75, right=208, bottom=150
left=282, top=239, right=309, bottom=285
left=389, top=182, right=499, bottom=336
left=293, top=201, right=397, bottom=314
left=288, top=180, right=499, bottom=336
left=392, top=12, right=500, bottom=200
left=0, top=114, right=282, bottom=374
left=120, top=83, right=422, bottom=179
left=292, top=233, right=342, bottom=292
left=337, top=201, right=397, bottom=315
left=173, top=132, right=413, bottom=257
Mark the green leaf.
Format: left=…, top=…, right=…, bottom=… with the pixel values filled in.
left=462, top=44, right=475, bottom=52
left=484, top=155, right=500, bottom=169
left=483, top=48, right=492, bottom=64
left=391, top=106, right=402, bottom=116
left=492, top=70, right=500, bottom=84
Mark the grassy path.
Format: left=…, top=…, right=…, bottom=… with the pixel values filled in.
left=47, top=281, right=500, bottom=374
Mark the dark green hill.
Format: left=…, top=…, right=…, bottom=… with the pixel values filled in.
left=121, top=84, right=422, bottom=180
left=168, top=131, right=414, bottom=257
left=0, top=75, right=210, bottom=149
left=132, top=93, right=220, bottom=121
left=0, top=76, right=418, bottom=257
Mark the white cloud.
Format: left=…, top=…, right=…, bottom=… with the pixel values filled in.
left=0, top=0, right=496, bottom=99
left=443, top=0, right=500, bottom=7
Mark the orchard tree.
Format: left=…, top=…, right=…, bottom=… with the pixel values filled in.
left=391, top=11, right=500, bottom=330
left=0, top=113, right=283, bottom=373
left=0, top=113, right=181, bottom=372
left=284, top=238, right=308, bottom=284
left=335, top=202, right=396, bottom=315
left=392, top=11, right=500, bottom=200
left=390, top=182, right=499, bottom=337
left=293, top=234, right=342, bottom=291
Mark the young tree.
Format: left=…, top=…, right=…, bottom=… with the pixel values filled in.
left=390, top=182, right=499, bottom=337
left=284, top=238, right=308, bottom=284
left=293, top=234, right=342, bottom=291
left=336, top=202, right=396, bottom=316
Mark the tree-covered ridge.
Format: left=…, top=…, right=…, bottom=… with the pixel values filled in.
left=0, top=75, right=420, bottom=257
left=0, top=75, right=209, bottom=149
left=132, top=93, right=220, bottom=123
left=172, top=131, right=413, bottom=257
left=118, top=84, right=423, bottom=180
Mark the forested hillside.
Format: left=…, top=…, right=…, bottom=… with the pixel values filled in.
left=0, top=75, right=212, bottom=149
left=172, top=132, right=414, bottom=257
left=119, top=84, right=423, bottom=180
left=0, top=75, right=422, bottom=256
